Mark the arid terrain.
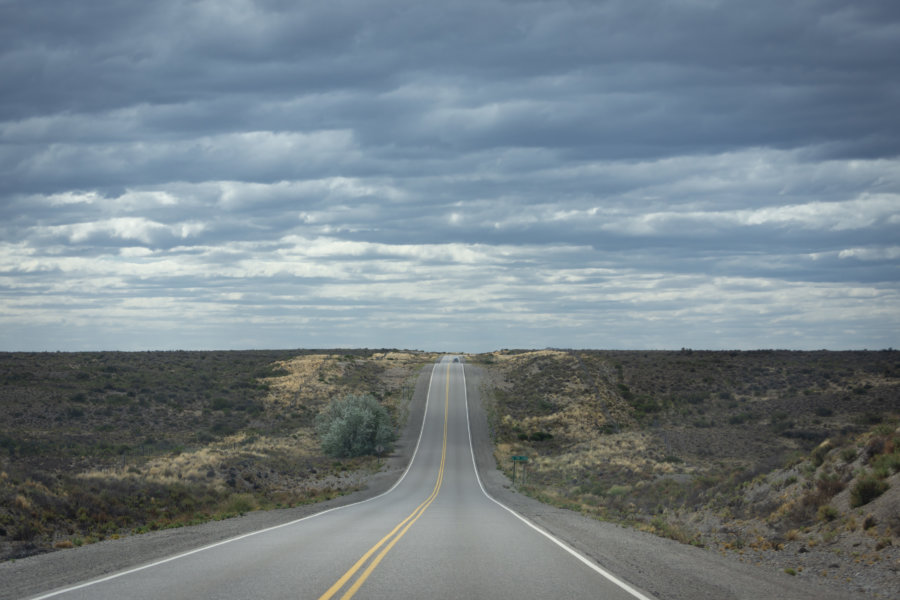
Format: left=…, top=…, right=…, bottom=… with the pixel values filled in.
left=3, top=348, right=899, bottom=598
left=0, top=349, right=432, bottom=561
left=474, top=349, right=900, bottom=598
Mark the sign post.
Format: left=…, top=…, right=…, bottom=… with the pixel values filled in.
left=511, top=455, right=529, bottom=486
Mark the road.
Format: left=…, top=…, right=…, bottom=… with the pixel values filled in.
left=30, top=357, right=652, bottom=600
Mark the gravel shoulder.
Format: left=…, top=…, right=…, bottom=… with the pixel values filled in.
left=0, top=365, right=435, bottom=600
left=463, top=363, right=871, bottom=600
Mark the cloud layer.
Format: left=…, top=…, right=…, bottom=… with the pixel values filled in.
left=2, top=0, right=899, bottom=351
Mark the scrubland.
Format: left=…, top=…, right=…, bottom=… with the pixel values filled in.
left=477, top=349, right=900, bottom=597
left=0, top=350, right=431, bottom=560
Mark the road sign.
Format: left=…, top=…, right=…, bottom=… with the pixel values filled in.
left=511, top=455, right=528, bottom=485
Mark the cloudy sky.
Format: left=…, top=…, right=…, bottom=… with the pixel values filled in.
left=2, top=0, right=899, bottom=352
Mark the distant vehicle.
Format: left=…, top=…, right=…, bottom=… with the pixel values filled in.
left=453, top=357, right=459, bottom=363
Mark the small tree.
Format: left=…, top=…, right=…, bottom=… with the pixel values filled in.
left=315, top=393, right=394, bottom=458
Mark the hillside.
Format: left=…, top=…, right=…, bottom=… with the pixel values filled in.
left=476, top=349, right=900, bottom=598
left=0, top=350, right=432, bottom=560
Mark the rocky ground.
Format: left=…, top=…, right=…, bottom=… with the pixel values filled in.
left=679, top=466, right=900, bottom=598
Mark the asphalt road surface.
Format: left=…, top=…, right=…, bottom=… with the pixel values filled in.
left=29, top=357, right=652, bottom=600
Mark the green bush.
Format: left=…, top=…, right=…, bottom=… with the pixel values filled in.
left=870, top=452, right=900, bottom=478
left=606, top=485, right=632, bottom=497
left=811, top=442, right=833, bottom=467
left=315, top=393, right=394, bottom=458
left=817, top=504, right=838, bottom=522
left=841, top=447, right=858, bottom=463
left=850, top=475, right=889, bottom=508
left=225, top=494, right=256, bottom=516
left=728, top=412, right=753, bottom=425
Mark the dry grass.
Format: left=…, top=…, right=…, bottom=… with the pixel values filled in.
left=264, top=355, right=340, bottom=408
left=477, top=349, right=900, bottom=556
left=0, top=350, right=432, bottom=560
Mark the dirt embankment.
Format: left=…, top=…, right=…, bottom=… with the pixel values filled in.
left=473, top=349, right=900, bottom=599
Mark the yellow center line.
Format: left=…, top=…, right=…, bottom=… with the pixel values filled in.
left=318, top=362, right=452, bottom=600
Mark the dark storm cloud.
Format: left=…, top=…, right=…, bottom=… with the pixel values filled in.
left=1, top=0, right=898, bottom=351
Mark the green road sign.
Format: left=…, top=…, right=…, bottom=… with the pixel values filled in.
left=511, top=455, right=529, bottom=461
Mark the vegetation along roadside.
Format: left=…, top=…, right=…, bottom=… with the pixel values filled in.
left=0, top=349, right=433, bottom=561
left=475, top=349, right=900, bottom=598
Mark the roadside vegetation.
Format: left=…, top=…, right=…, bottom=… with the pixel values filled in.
left=316, top=393, right=395, bottom=458
left=476, top=349, right=900, bottom=594
left=0, top=350, right=431, bottom=560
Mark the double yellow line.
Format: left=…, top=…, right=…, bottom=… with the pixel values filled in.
left=318, top=364, right=451, bottom=600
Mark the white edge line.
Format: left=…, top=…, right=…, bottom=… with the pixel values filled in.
left=460, top=361, right=657, bottom=600
left=30, top=361, right=442, bottom=600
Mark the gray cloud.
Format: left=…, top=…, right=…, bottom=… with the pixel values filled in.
left=1, top=0, right=898, bottom=351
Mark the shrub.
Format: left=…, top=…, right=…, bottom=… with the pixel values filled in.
left=816, top=474, right=844, bottom=498
left=850, top=475, right=889, bottom=508
left=785, top=474, right=845, bottom=526
left=315, top=393, right=394, bottom=458
left=811, top=441, right=833, bottom=467
left=728, top=412, right=753, bottom=425
left=649, top=515, right=699, bottom=545
left=224, top=494, right=256, bottom=516
left=870, top=455, right=899, bottom=479
left=840, top=447, right=858, bottom=463
left=817, top=505, right=838, bottom=522
left=606, top=485, right=631, bottom=497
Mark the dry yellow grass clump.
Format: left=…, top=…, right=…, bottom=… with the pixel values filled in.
left=372, top=351, right=419, bottom=361
left=264, top=352, right=430, bottom=409
left=495, top=430, right=680, bottom=482
left=263, top=354, right=342, bottom=408
left=78, top=430, right=321, bottom=490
